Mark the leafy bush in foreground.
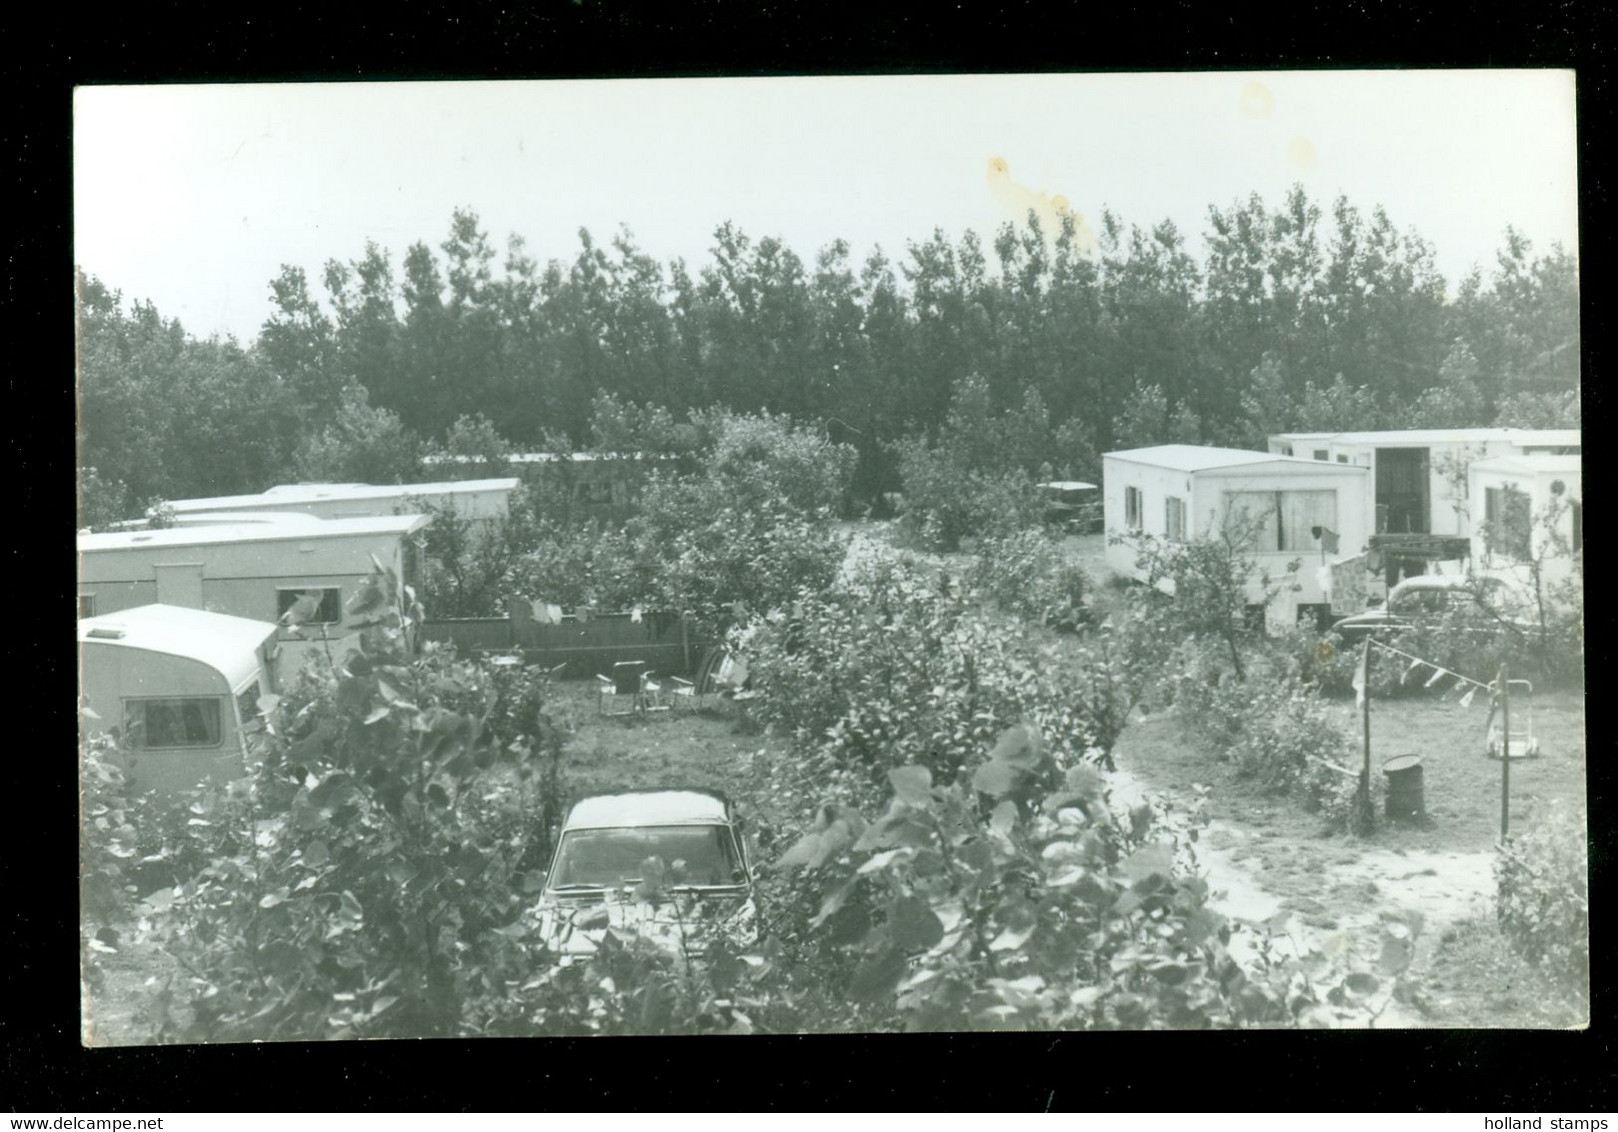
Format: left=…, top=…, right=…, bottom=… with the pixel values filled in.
left=1497, top=805, right=1590, bottom=996
left=775, top=728, right=1397, bottom=1030
left=133, top=565, right=569, bottom=1041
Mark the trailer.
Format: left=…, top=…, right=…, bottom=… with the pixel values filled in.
left=79, top=604, right=280, bottom=794
left=77, top=513, right=431, bottom=675
left=1103, top=444, right=1371, bottom=631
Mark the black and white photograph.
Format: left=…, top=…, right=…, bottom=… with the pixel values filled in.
left=74, top=70, right=1586, bottom=1046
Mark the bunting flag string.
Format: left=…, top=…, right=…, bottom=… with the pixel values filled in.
left=1366, top=637, right=1496, bottom=693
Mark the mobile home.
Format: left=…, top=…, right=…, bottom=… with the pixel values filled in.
left=1467, top=453, right=1583, bottom=592
left=77, top=513, right=432, bottom=669
left=1266, top=428, right=1580, bottom=540
left=161, top=478, right=518, bottom=535
left=79, top=604, right=279, bottom=794
left=1103, top=445, right=1371, bottom=630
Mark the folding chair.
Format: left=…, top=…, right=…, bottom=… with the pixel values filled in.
left=641, top=670, right=673, bottom=713
left=669, top=646, right=723, bottom=711
left=597, top=661, right=648, bottom=716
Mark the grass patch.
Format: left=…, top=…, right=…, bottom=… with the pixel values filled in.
left=1420, top=916, right=1588, bottom=1028
left=545, top=679, right=803, bottom=840
left=1118, top=690, right=1586, bottom=855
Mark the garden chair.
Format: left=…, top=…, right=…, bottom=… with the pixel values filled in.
left=641, top=670, right=673, bottom=713
left=597, top=661, right=649, bottom=716
left=669, top=646, right=725, bottom=711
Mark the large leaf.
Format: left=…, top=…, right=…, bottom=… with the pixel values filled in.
left=887, top=765, right=933, bottom=808
left=810, top=877, right=860, bottom=929
left=972, top=760, right=1026, bottom=799
left=888, top=893, right=944, bottom=952
left=848, top=944, right=910, bottom=1003
left=1119, top=842, right=1174, bottom=884
left=989, top=800, right=1018, bottom=836
left=777, top=819, right=856, bottom=870
left=853, top=810, right=934, bottom=851
left=988, top=724, right=1043, bottom=770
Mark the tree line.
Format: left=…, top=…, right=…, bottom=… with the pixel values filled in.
left=76, top=186, right=1580, bottom=524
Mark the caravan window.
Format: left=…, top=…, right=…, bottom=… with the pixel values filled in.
left=1124, top=486, right=1144, bottom=532
left=1223, top=490, right=1338, bottom=552
left=277, top=587, right=343, bottom=625
left=78, top=594, right=95, bottom=619
left=1164, top=496, right=1186, bottom=542
left=125, top=697, right=223, bottom=749
left=1483, top=486, right=1532, bottom=562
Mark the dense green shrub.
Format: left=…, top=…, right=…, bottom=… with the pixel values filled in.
left=969, top=528, right=1093, bottom=632
left=500, top=518, right=658, bottom=613
left=738, top=552, right=1130, bottom=818
left=774, top=731, right=1394, bottom=1030
left=1496, top=805, right=1590, bottom=995
left=497, top=411, right=852, bottom=635
left=892, top=441, right=1043, bottom=552
left=1163, top=638, right=1362, bottom=827
left=129, top=564, right=571, bottom=1042
left=889, top=373, right=1054, bottom=552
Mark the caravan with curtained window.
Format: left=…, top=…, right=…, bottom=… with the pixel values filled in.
left=1102, top=444, right=1371, bottom=632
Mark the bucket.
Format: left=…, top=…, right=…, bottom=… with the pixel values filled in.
left=1382, top=754, right=1426, bottom=822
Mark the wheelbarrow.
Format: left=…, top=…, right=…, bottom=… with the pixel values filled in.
left=1484, top=679, right=1541, bottom=760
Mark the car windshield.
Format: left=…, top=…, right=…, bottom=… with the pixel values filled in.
left=549, top=824, right=743, bottom=889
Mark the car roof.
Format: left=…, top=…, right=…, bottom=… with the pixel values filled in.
left=562, top=789, right=733, bottom=830
left=1389, top=575, right=1501, bottom=600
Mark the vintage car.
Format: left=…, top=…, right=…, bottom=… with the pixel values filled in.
left=1038, top=481, right=1103, bottom=533
left=533, top=788, right=757, bottom=959
left=1330, top=574, right=1523, bottom=643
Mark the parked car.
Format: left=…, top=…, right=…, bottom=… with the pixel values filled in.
left=1038, top=481, right=1103, bottom=534
left=1330, top=574, right=1524, bottom=643
left=534, top=788, right=757, bottom=959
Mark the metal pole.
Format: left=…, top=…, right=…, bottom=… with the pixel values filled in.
left=1361, top=638, right=1373, bottom=830
left=1499, top=662, right=1511, bottom=844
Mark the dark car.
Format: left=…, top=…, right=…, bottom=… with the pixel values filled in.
left=1039, top=481, right=1102, bottom=534
left=1330, top=575, right=1522, bottom=643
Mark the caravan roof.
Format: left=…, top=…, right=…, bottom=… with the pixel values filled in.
left=1469, top=454, right=1583, bottom=477
left=1104, top=444, right=1364, bottom=474
left=78, top=513, right=432, bottom=553
left=165, top=479, right=519, bottom=513
left=1269, top=427, right=1580, bottom=448
left=79, top=604, right=277, bottom=690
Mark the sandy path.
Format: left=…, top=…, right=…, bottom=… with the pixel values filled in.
left=1106, top=763, right=1495, bottom=1028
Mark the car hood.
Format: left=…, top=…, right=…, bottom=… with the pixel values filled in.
left=535, top=890, right=756, bottom=956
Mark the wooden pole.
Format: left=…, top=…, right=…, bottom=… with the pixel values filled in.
left=1499, top=662, right=1511, bottom=844
left=1361, top=638, right=1374, bottom=830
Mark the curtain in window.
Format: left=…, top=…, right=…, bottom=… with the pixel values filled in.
left=1222, top=492, right=1279, bottom=550
left=1279, top=490, right=1338, bottom=552
left=1125, top=486, right=1143, bottom=531
left=1165, top=496, right=1186, bottom=541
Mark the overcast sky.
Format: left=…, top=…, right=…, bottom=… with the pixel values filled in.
left=73, top=71, right=1579, bottom=344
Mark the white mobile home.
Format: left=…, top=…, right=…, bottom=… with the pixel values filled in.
left=79, top=605, right=279, bottom=794
left=1266, top=428, right=1580, bottom=539
left=1467, top=453, right=1583, bottom=592
left=77, top=513, right=431, bottom=663
left=161, top=478, right=519, bottom=533
left=1103, top=445, right=1371, bottom=629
